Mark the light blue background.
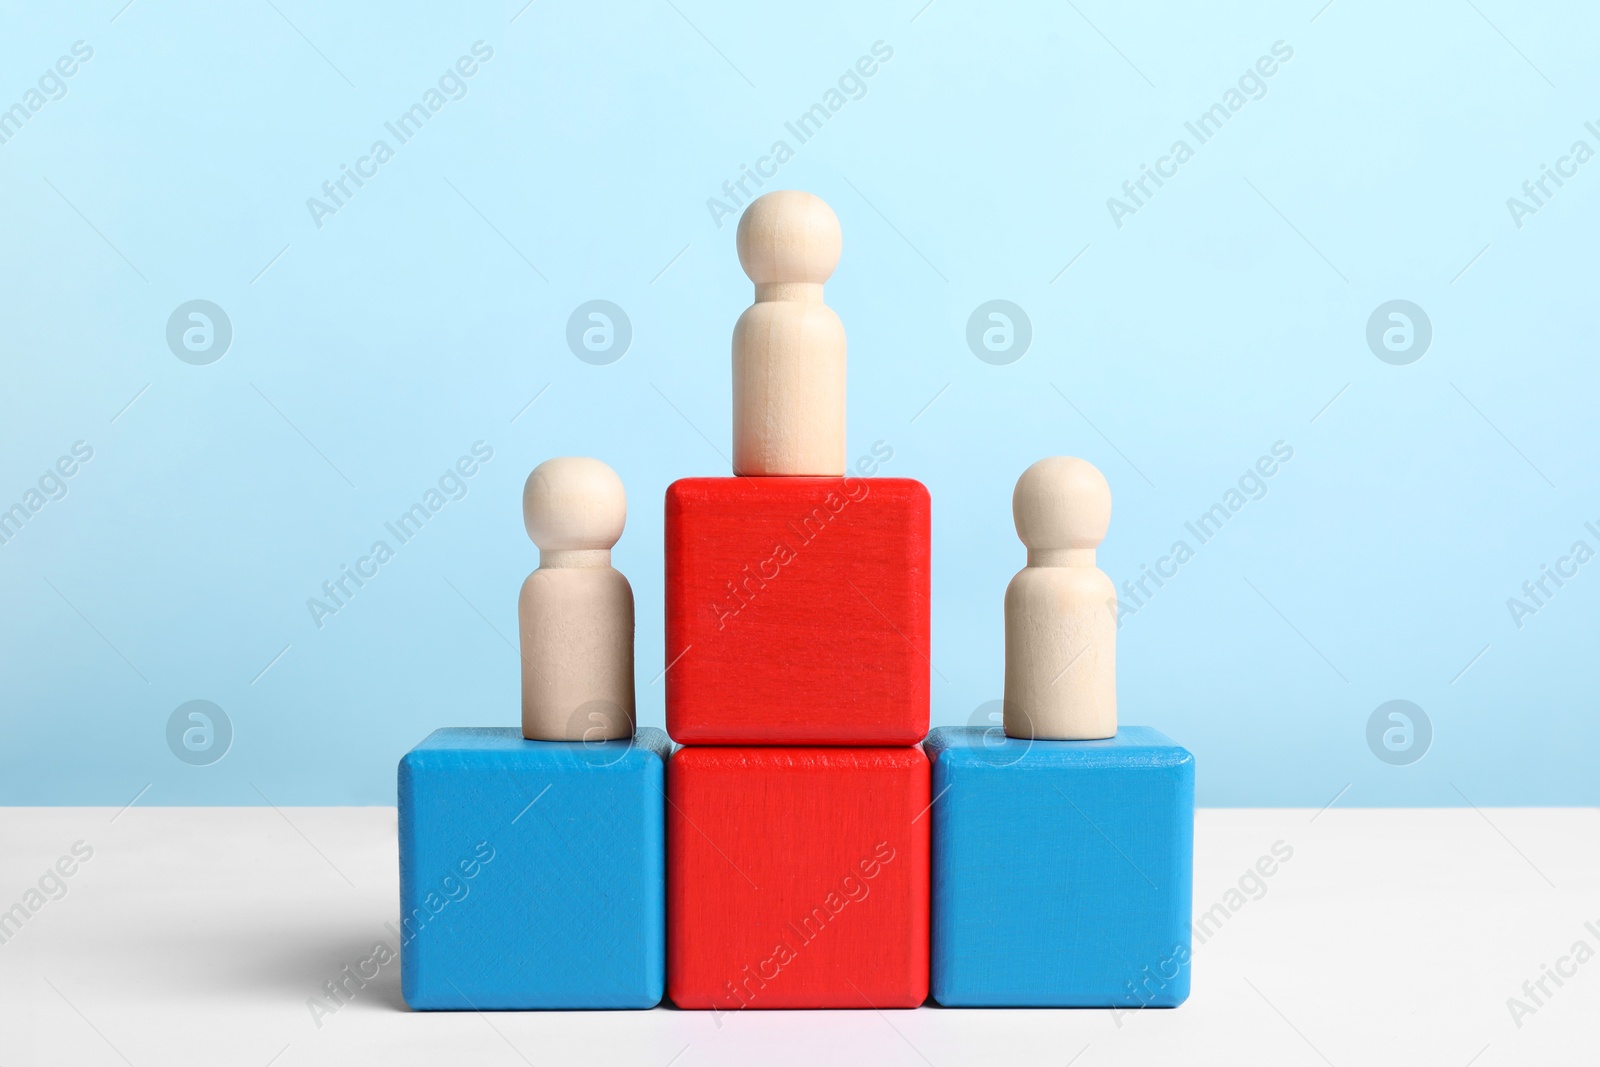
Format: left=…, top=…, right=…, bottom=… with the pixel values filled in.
left=2, top=0, right=1594, bottom=806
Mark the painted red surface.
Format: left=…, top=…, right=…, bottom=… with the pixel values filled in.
left=666, top=745, right=930, bottom=1009
left=664, top=476, right=931, bottom=745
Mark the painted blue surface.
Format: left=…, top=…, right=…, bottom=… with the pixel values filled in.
left=925, top=725, right=1194, bottom=1007
left=397, top=726, right=668, bottom=1009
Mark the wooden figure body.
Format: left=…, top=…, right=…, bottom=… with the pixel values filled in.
left=518, top=457, right=636, bottom=741
left=732, top=190, right=846, bottom=477
left=1003, top=457, right=1116, bottom=740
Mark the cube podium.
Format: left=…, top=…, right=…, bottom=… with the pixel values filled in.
left=391, top=189, right=1198, bottom=1016
left=664, top=475, right=931, bottom=745
left=924, top=726, right=1195, bottom=1007
left=397, top=727, right=669, bottom=1009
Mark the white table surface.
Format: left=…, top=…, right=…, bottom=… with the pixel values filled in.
left=1, top=806, right=1594, bottom=1066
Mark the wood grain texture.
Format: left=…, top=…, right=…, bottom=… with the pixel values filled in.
left=664, top=476, right=930, bottom=745
left=732, top=190, right=846, bottom=476
left=518, top=457, right=636, bottom=741
left=666, top=746, right=930, bottom=1010
left=1003, top=457, right=1117, bottom=740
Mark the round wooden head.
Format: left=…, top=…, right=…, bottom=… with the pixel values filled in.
left=522, top=457, right=626, bottom=552
left=1012, top=457, right=1111, bottom=559
left=736, top=190, right=842, bottom=289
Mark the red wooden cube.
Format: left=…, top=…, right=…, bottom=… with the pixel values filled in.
left=664, top=476, right=930, bottom=745
left=666, top=746, right=930, bottom=1010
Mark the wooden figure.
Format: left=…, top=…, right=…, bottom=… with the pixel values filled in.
left=1003, top=457, right=1117, bottom=740
left=666, top=745, right=930, bottom=1009
left=732, top=190, right=846, bottom=477
left=519, top=457, right=636, bottom=742
left=664, top=475, right=930, bottom=745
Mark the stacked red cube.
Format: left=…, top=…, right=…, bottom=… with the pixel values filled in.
left=663, top=474, right=933, bottom=1009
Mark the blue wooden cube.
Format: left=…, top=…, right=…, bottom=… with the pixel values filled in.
left=924, top=725, right=1194, bottom=1008
left=397, top=727, right=669, bottom=1009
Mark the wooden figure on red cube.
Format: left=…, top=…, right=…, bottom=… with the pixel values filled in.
left=664, top=190, right=930, bottom=746
left=665, top=192, right=932, bottom=1011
